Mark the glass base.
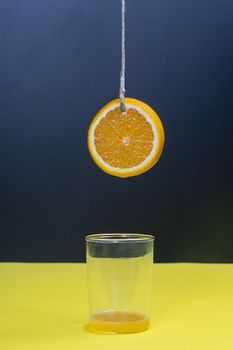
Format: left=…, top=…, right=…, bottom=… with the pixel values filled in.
left=88, top=310, right=150, bottom=334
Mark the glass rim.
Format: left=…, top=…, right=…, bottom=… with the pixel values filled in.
left=85, top=233, right=155, bottom=243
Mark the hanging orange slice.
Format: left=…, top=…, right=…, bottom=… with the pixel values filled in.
left=88, top=98, right=165, bottom=178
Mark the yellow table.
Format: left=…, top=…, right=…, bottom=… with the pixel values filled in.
left=0, top=263, right=232, bottom=350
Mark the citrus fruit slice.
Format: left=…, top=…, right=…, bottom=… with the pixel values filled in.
left=88, top=98, right=165, bottom=178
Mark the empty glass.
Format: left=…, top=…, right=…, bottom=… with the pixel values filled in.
left=86, top=233, right=154, bottom=333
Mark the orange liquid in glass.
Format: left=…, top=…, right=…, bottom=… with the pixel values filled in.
left=89, top=310, right=150, bottom=333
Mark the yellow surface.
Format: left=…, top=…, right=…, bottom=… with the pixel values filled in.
left=0, top=263, right=233, bottom=349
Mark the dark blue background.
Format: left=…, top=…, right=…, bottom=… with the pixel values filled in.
left=0, top=0, right=232, bottom=262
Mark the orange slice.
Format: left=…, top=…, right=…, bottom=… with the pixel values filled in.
left=88, top=98, right=165, bottom=178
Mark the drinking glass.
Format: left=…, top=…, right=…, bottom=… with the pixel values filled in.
left=86, top=233, right=154, bottom=333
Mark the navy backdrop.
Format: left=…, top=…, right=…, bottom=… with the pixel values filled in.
left=0, top=0, right=232, bottom=262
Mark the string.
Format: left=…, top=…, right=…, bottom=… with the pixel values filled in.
left=119, top=0, right=126, bottom=112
